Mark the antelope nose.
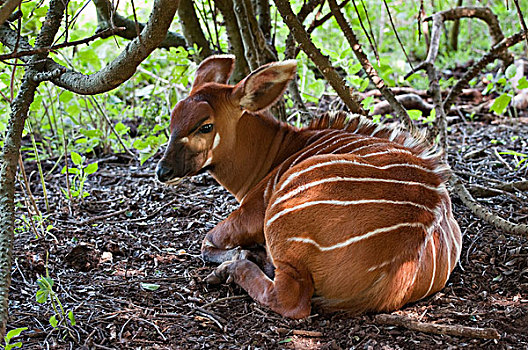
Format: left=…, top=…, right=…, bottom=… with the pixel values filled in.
left=156, top=162, right=174, bottom=182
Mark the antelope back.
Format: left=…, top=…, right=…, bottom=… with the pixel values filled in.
left=261, top=114, right=461, bottom=312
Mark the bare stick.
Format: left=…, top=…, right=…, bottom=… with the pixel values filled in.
left=273, top=0, right=366, bottom=115
left=451, top=175, right=528, bottom=237
left=381, top=0, right=413, bottom=70
left=0, top=0, right=22, bottom=27
left=328, top=0, right=412, bottom=128
left=351, top=0, right=379, bottom=62
left=444, top=31, right=527, bottom=110
left=513, top=0, right=528, bottom=48
left=81, top=208, right=129, bottom=225
left=0, top=27, right=125, bottom=61
left=375, top=314, right=501, bottom=339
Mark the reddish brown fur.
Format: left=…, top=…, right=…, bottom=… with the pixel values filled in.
left=156, top=55, right=462, bottom=319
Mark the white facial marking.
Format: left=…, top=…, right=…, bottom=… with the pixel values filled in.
left=212, top=133, right=221, bottom=150
left=180, top=137, right=189, bottom=144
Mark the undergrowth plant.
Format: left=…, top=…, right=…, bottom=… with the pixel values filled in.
left=61, top=152, right=98, bottom=199
left=35, top=254, right=76, bottom=332
left=2, top=327, right=27, bottom=350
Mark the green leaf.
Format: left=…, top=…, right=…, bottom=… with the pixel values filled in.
left=489, top=94, right=511, bottom=115
left=517, top=76, right=528, bottom=90
left=278, top=338, right=293, bottom=344
left=505, top=64, right=517, bottom=79
left=6, top=341, right=23, bottom=350
left=84, top=162, right=98, bottom=175
left=70, top=152, right=83, bottom=166
left=140, top=283, right=160, bottom=291
left=5, top=327, right=28, bottom=340
left=49, top=315, right=58, bottom=328
left=68, top=310, right=76, bottom=326
left=407, top=109, right=422, bottom=121
left=35, top=290, right=49, bottom=303
left=499, top=150, right=527, bottom=157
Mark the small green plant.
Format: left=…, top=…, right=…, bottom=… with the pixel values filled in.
left=485, top=66, right=528, bottom=116
left=499, top=150, right=527, bottom=170
left=61, top=151, right=98, bottom=199
left=2, top=327, right=27, bottom=350
left=36, top=258, right=77, bottom=330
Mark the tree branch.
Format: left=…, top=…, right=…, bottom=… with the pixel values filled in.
left=178, top=0, right=212, bottom=60
left=0, top=26, right=125, bottom=61
left=0, top=0, right=21, bottom=27
left=328, top=0, right=412, bottom=129
left=92, top=0, right=185, bottom=50
left=375, top=314, right=501, bottom=340
left=0, top=0, right=66, bottom=338
left=214, top=0, right=250, bottom=82
left=273, top=0, right=366, bottom=115
left=451, top=175, right=528, bottom=237
left=444, top=31, right=527, bottom=110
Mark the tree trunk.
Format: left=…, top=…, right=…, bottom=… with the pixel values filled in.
left=0, top=0, right=66, bottom=336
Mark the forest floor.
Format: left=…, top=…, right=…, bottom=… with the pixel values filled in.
left=7, top=112, right=528, bottom=349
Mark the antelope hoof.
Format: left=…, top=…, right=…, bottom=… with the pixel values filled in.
left=205, top=259, right=236, bottom=285
left=201, top=241, right=247, bottom=264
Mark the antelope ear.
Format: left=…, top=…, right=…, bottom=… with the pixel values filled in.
left=191, top=55, right=236, bottom=91
left=232, top=60, right=297, bottom=112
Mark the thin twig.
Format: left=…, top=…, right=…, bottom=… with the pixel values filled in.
left=351, top=0, right=379, bottom=63
left=273, top=0, right=366, bottom=115
left=81, top=208, right=129, bottom=225
left=513, top=0, right=528, bottom=49
left=327, top=0, right=412, bottom=128
left=0, top=27, right=126, bottom=61
left=381, top=0, right=414, bottom=70
left=88, top=96, right=137, bottom=159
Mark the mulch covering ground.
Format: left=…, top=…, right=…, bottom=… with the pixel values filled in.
left=8, top=115, right=528, bottom=349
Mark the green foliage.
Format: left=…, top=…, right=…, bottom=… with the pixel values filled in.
left=36, top=258, right=77, bottom=331
left=2, top=327, right=27, bottom=350
left=61, top=152, right=98, bottom=199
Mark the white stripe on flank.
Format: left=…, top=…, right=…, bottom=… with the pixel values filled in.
left=438, top=223, right=452, bottom=277
left=360, top=149, right=414, bottom=158
left=367, top=256, right=399, bottom=272
left=266, top=199, right=433, bottom=226
left=422, top=235, right=437, bottom=298
left=278, top=159, right=437, bottom=192
left=329, top=138, right=371, bottom=154
left=273, top=176, right=439, bottom=209
left=286, top=222, right=426, bottom=251
left=348, top=142, right=393, bottom=154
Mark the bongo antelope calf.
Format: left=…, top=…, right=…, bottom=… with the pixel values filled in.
left=156, top=55, right=462, bottom=319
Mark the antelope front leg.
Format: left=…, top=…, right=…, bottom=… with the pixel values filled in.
left=201, top=198, right=265, bottom=264
left=211, top=259, right=314, bottom=319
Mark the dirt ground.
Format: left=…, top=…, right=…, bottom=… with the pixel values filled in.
left=7, top=114, right=528, bottom=349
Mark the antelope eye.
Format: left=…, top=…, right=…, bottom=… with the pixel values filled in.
left=199, top=123, right=213, bottom=134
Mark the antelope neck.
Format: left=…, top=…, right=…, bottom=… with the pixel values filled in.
left=208, top=112, right=307, bottom=202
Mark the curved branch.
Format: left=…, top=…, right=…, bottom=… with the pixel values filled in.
left=451, top=175, right=528, bottom=237
left=178, top=0, right=212, bottom=60
left=0, top=0, right=22, bottom=27
left=92, top=0, right=185, bottom=50
left=444, top=31, right=527, bottom=110
left=46, top=0, right=179, bottom=94
left=273, top=0, right=366, bottom=115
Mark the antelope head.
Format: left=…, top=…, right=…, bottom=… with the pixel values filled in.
left=156, top=55, right=297, bottom=185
